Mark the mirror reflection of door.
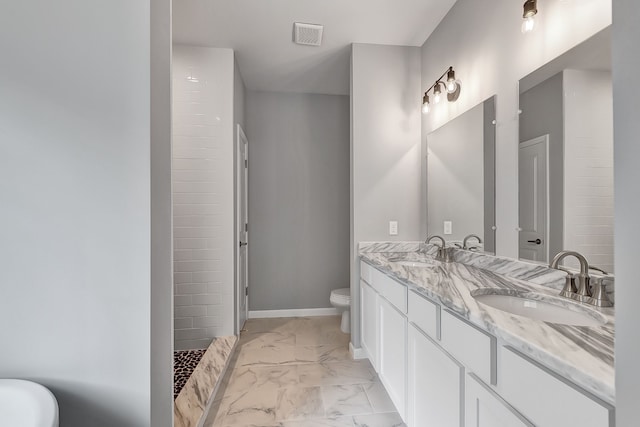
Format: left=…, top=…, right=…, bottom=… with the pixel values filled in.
left=237, top=125, right=249, bottom=333
left=518, top=28, right=614, bottom=272
left=519, top=136, right=548, bottom=262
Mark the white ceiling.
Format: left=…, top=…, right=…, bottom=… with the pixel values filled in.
left=173, top=0, right=458, bottom=95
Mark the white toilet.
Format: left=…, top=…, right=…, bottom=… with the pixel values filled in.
left=330, top=288, right=351, bottom=333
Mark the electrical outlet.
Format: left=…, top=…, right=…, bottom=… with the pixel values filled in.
left=444, top=221, right=453, bottom=235
left=389, top=221, right=398, bottom=236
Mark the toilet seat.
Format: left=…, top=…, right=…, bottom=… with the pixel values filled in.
left=330, top=288, right=351, bottom=333
left=330, top=288, right=351, bottom=306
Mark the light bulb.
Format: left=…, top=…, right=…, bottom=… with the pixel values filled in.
left=522, top=15, right=535, bottom=33
left=433, top=84, right=442, bottom=104
left=446, top=79, right=458, bottom=93
left=445, top=68, right=458, bottom=94
left=422, top=93, right=430, bottom=114
left=522, top=0, right=537, bottom=33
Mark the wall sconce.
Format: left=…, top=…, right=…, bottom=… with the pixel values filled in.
left=522, top=0, right=538, bottom=33
left=421, top=66, right=461, bottom=114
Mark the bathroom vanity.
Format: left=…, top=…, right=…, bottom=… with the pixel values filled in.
left=358, top=243, right=615, bottom=427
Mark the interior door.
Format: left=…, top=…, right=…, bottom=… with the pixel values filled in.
left=237, top=125, right=249, bottom=333
left=519, top=135, right=548, bottom=262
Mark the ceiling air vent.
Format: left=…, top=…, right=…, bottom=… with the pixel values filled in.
left=293, top=22, right=324, bottom=46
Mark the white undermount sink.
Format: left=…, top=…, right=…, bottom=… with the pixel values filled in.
left=471, top=289, right=608, bottom=327
left=392, top=259, right=439, bottom=268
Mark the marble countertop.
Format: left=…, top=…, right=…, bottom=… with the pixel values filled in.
left=359, top=245, right=615, bottom=405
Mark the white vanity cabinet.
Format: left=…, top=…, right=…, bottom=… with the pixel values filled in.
left=466, top=373, right=533, bottom=427
left=498, top=346, right=614, bottom=427
left=378, top=296, right=407, bottom=419
left=359, top=261, right=407, bottom=419
left=408, top=323, right=463, bottom=427
left=360, top=280, right=378, bottom=369
left=359, top=261, right=614, bottom=427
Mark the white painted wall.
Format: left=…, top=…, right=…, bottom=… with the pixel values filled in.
left=420, top=0, right=612, bottom=257
left=151, top=0, right=174, bottom=423
left=246, top=91, right=350, bottom=311
left=351, top=43, right=422, bottom=346
left=613, top=1, right=640, bottom=423
left=0, top=1, right=172, bottom=425
left=172, top=46, right=235, bottom=349
left=563, top=69, right=614, bottom=273
left=427, top=102, right=484, bottom=242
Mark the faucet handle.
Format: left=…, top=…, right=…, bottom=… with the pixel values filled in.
left=586, top=278, right=614, bottom=308
left=559, top=273, right=577, bottom=298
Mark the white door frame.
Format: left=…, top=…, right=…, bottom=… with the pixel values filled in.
left=236, top=124, right=249, bottom=334
left=519, top=134, right=550, bottom=262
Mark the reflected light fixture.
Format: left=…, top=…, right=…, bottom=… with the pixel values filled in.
left=522, top=0, right=538, bottom=33
left=421, top=66, right=461, bottom=114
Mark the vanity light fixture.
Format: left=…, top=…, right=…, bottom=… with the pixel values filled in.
left=522, top=0, right=538, bottom=33
left=433, top=83, right=442, bottom=104
left=421, top=66, right=461, bottom=114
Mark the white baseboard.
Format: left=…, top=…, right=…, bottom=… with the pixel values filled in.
left=349, top=342, right=367, bottom=360
left=248, top=307, right=340, bottom=319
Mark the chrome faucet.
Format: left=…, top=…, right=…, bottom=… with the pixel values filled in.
left=462, top=234, right=482, bottom=250
left=550, top=251, right=591, bottom=302
left=426, top=235, right=451, bottom=262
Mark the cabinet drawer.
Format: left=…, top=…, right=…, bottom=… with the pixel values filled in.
left=371, top=267, right=407, bottom=313
left=440, top=310, right=496, bottom=385
left=408, top=290, right=439, bottom=340
left=360, top=261, right=373, bottom=285
left=499, top=346, right=613, bottom=427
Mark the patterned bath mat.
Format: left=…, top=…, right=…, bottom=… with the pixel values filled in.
left=174, top=349, right=207, bottom=399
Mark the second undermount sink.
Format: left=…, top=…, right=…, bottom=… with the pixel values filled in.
left=471, top=289, right=608, bottom=327
left=389, top=257, right=440, bottom=268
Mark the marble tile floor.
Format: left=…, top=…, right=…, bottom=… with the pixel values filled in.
left=202, top=316, right=406, bottom=427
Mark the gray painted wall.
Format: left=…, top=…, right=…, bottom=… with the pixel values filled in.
left=0, top=1, right=172, bottom=425
left=613, top=0, right=640, bottom=424
left=246, top=91, right=350, bottom=311
left=519, top=72, right=564, bottom=261
left=351, top=44, right=422, bottom=347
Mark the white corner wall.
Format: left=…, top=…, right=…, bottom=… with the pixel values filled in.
left=172, top=46, right=235, bottom=349
left=0, top=1, right=173, bottom=425
left=420, top=0, right=612, bottom=257
left=563, top=69, right=614, bottom=273
left=351, top=43, right=422, bottom=346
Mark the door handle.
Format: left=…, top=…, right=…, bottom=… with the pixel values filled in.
left=527, top=239, right=542, bottom=245
left=239, top=242, right=248, bottom=247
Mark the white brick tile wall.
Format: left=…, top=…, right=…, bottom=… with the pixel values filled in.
left=563, top=70, right=614, bottom=273
left=172, top=46, right=235, bottom=349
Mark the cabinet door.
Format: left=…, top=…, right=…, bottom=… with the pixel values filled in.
left=360, top=280, right=378, bottom=369
left=466, top=373, right=533, bottom=427
left=378, top=296, right=407, bottom=420
left=408, top=324, right=463, bottom=427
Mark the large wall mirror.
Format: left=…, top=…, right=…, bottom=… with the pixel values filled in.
left=426, top=96, right=496, bottom=254
left=518, top=27, right=613, bottom=273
